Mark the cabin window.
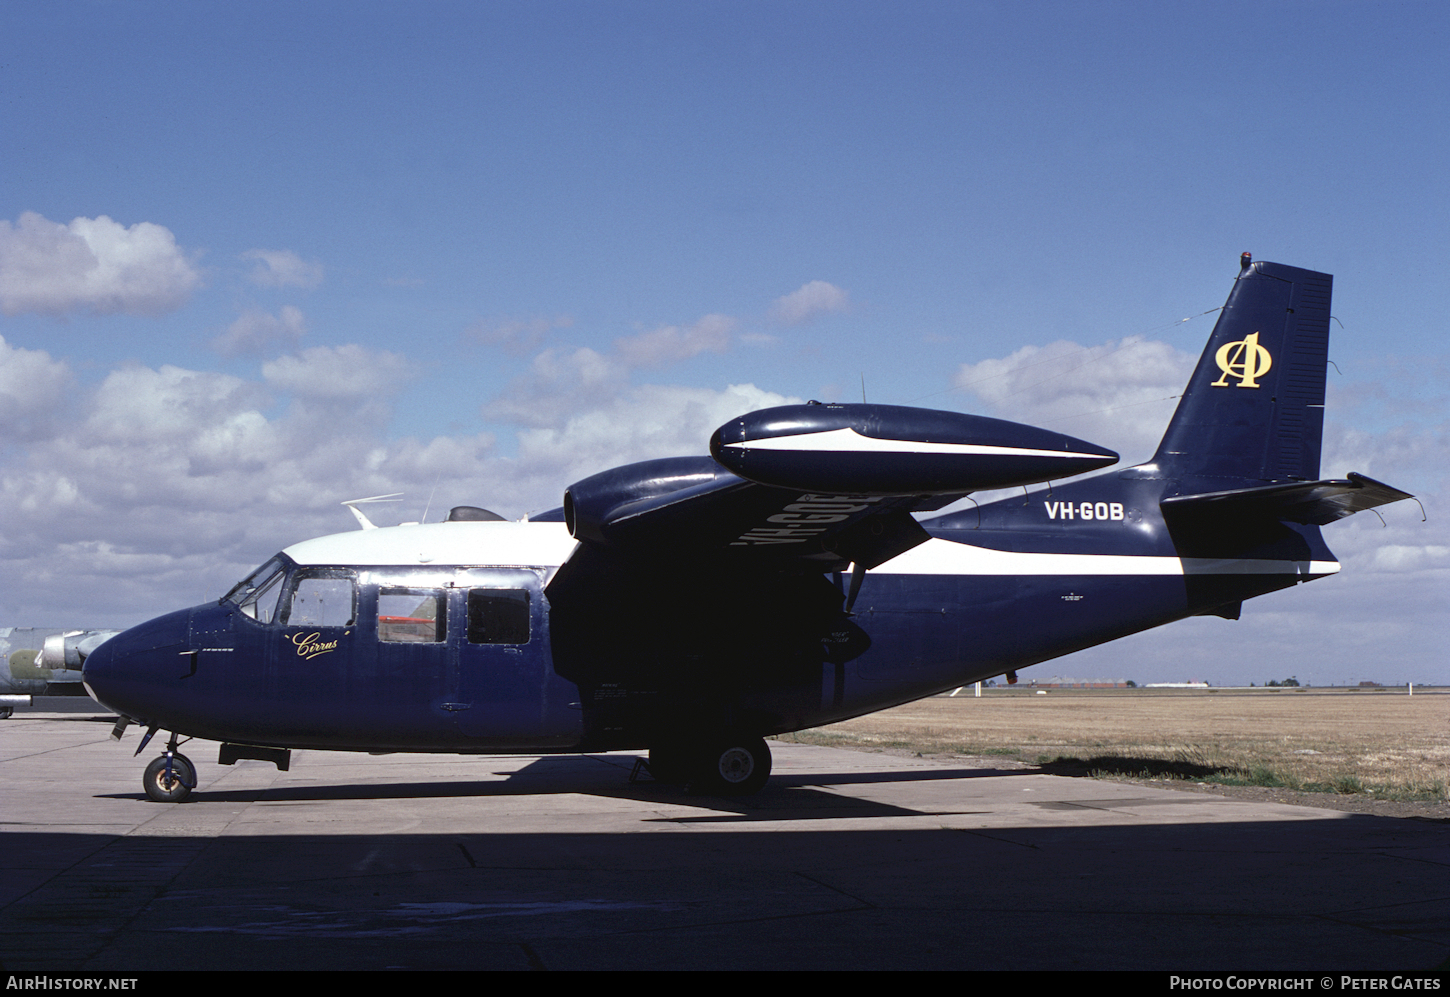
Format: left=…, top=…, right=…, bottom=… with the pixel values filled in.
left=468, top=589, right=530, bottom=645
left=284, top=572, right=357, bottom=627
left=378, top=588, right=445, bottom=643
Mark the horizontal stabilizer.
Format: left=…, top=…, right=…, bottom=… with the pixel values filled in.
left=1161, top=472, right=1413, bottom=526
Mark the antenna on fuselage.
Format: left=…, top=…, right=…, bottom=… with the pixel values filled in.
left=421, top=472, right=443, bottom=523
left=341, top=493, right=404, bottom=530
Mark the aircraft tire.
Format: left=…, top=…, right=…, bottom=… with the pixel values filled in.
left=693, top=735, right=771, bottom=796
left=143, top=753, right=195, bottom=803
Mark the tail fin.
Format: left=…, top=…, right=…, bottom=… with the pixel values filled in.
left=1152, top=256, right=1332, bottom=484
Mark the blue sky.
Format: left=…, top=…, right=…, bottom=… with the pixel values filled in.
left=2, top=1, right=1445, bottom=686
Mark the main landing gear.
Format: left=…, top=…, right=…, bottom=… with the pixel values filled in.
left=137, top=729, right=196, bottom=803
left=645, top=734, right=773, bottom=796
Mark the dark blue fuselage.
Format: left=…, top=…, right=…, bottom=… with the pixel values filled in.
left=82, top=467, right=1334, bottom=755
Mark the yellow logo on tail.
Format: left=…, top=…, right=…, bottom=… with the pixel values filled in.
left=1212, top=331, right=1273, bottom=388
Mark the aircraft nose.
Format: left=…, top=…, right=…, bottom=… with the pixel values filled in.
left=81, top=635, right=118, bottom=708
left=80, top=608, right=192, bottom=720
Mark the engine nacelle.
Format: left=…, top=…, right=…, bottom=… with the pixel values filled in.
left=563, top=457, right=730, bottom=546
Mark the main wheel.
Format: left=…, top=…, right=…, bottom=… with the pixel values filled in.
left=693, top=735, right=771, bottom=796
left=143, top=753, right=195, bottom=803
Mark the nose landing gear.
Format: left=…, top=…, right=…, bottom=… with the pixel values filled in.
left=143, top=753, right=195, bottom=802
left=137, top=729, right=197, bottom=803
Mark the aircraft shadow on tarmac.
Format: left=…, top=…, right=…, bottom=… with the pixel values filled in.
left=94, top=753, right=1023, bottom=819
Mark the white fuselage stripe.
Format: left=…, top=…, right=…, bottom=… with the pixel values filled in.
left=724, top=427, right=1104, bottom=460
left=282, top=523, right=1339, bottom=579
left=872, top=538, right=1339, bottom=577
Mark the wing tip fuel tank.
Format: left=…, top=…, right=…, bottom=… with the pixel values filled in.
left=710, top=403, right=1118, bottom=495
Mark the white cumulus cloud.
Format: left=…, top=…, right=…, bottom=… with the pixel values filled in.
left=514, top=382, right=800, bottom=491
left=1366, top=544, right=1450, bottom=572
left=1323, top=418, right=1449, bottom=494
left=770, top=280, right=850, bottom=325
left=953, top=336, right=1197, bottom=465
left=85, top=365, right=268, bottom=446
left=614, top=313, right=734, bottom=368
left=262, top=344, right=414, bottom=401
left=0, top=335, right=73, bottom=442
left=0, top=212, right=201, bottom=316
left=0, top=353, right=458, bottom=619
left=212, top=306, right=308, bottom=357
left=241, top=249, right=324, bottom=289
left=483, top=347, right=628, bottom=427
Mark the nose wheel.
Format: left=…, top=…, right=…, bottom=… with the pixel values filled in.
left=138, top=730, right=196, bottom=803
left=143, top=753, right=196, bottom=802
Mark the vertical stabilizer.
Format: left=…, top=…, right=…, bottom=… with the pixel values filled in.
left=1152, top=257, right=1332, bottom=484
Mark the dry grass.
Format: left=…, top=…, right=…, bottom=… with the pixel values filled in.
left=774, top=687, right=1450, bottom=801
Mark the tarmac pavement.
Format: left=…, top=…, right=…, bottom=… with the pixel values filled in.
left=1, top=707, right=1446, bottom=971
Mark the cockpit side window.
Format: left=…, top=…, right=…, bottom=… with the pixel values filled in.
left=241, top=569, right=286, bottom=624
left=226, top=557, right=287, bottom=623
left=283, top=570, right=357, bottom=628
left=378, top=588, right=445, bottom=643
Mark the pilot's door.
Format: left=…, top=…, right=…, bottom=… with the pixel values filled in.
left=448, top=568, right=576, bottom=746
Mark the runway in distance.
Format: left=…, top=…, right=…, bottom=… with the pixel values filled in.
left=81, top=256, right=1413, bottom=801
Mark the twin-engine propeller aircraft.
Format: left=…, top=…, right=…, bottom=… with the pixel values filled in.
left=83, top=257, right=1412, bottom=802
